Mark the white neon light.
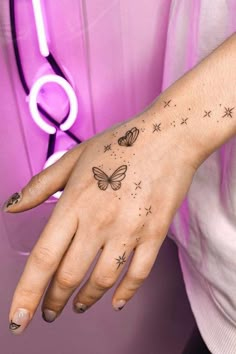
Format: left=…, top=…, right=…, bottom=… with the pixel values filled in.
left=44, top=150, right=68, bottom=199
left=29, top=74, right=78, bottom=134
left=32, top=0, right=49, bottom=57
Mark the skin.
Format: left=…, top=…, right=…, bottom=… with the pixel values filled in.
left=4, top=32, right=236, bottom=334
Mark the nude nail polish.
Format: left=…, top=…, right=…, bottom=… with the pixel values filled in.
left=114, top=300, right=126, bottom=311
left=73, top=302, right=87, bottom=313
left=42, top=309, right=57, bottom=323
left=9, top=308, right=30, bottom=335
left=3, top=192, right=22, bottom=211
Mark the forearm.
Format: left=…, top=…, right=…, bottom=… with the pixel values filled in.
left=147, top=32, right=236, bottom=168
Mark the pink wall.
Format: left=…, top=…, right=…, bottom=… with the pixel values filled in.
left=0, top=0, right=194, bottom=352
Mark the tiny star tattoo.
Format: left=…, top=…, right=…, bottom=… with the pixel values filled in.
left=153, top=123, right=161, bottom=133
left=145, top=206, right=152, bottom=216
left=163, top=100, right=171, bottom=108
left=104, top=144, right=111, bottom=152
left=181, top=118, right=188, bottom=125
left=134, top=181, right=142, bottom=190
left=115, top=251, right=127, bottom=269
left=203, top=110, right=211, bottom=117
left=222, top=107, right=234, bottom=118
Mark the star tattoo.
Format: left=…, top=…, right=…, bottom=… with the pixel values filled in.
left=134, top=181, right=142, bottom=190
left=164, top=100, right=171, bottom=108
left=153, top=123, right=161, bottom=133
left=222, top=107, right=234, bottom=118
left=115, top=251, right=127, bottom=269
left=145, top=206, right=152, bottom=216
left=181, top=118, right=188, bottom=125
left=104, top=144, right=112, bottom=152
left=203, top=110, right=211, bottom=117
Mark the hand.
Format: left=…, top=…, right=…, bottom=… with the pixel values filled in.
left=5, top=104, right=199, bottom=335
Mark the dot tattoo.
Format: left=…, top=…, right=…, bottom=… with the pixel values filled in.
left=115, top=251, right=127, bottom=269
left=222, top=107, right=234, bottom=118
left=104, top=144, right=112, bottom=152
left=153, top=123, right=162, bottom=133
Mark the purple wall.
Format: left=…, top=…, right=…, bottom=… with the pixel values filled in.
left=0, top=0, right=194, bottom=352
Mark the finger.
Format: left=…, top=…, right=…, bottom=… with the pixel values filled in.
left=8, top=191, right=78, bottom=335
left=111, top=238, right=161, bottom=311
left=41, top=226, right=102, bottom=322
left=3, top=144, right=84, bottom=213
left=72, top=240, right=134, bottom=314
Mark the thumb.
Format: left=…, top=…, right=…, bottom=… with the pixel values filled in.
left=2, top=144, right=85, bottom=213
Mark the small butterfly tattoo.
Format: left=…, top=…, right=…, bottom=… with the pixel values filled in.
left=92, top=165, right=127, bottom=191
left=118, top=127, right=139, bottom=147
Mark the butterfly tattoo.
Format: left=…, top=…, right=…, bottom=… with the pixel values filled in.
left=92, top=165, right=127, bottom=191
left=118, top=127, right=139, bottom=147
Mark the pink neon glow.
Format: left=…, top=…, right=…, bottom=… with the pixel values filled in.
left=28, top=74, right=78, bottom=134
left=44, top=150, right=68, bottom=199
left=32, top=0, right=49, bottom=57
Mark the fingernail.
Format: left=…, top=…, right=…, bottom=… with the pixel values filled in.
left=42, top=309, right=57, bottom=323
left=9, top=308, right=30, bottom=335
left=3, top=192, right=22, bottom=211
left=73, top=302, right=88, bottom=314
left=113, top=300, right=126, bottom=311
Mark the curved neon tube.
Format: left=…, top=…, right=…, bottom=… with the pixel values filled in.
left=28, top=74, right=78, bottom=134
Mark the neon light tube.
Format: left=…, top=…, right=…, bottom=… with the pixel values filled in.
left=28, top=74, right=78, bottom=134
left=32, top=0, right=49, bottom=57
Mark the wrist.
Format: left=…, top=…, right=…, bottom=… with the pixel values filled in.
left=144, top=33, right=236, bottom=169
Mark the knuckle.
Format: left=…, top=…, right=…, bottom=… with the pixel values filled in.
left=56, top=271, right=76, bottom=290
left=19, top=286, right=39, bottom=300
left=93, top=274, right=115, bottom=290
left=28, top=173, right=46, bottom=194
left=31, top=246, right=57, bottom=270
left=127, top=271, right=148, bottom=285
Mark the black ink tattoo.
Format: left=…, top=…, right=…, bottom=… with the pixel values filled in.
left=134, top=181, right=142, bottom=190
left=153, top=123, right=161, bottom=133
left=104, top=144, right=111, bottom=152
left=171, top=121, right=176, bottom=127
left=5, top=192, right=21, bottom=208
left=115, top=251, right=127, bottom=269
left=92, top=165, right=127, bottom=191
left=181, top=118, right=188, bottom=125
left=164, top=100, right=171, bottom=108
left=203, top=110, right=211, bottom=117
left=222, top=107, right=234, bottom=118
left=118, top=127, right=139, bottom=147
left=145, top=206, right=152, bottom=216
